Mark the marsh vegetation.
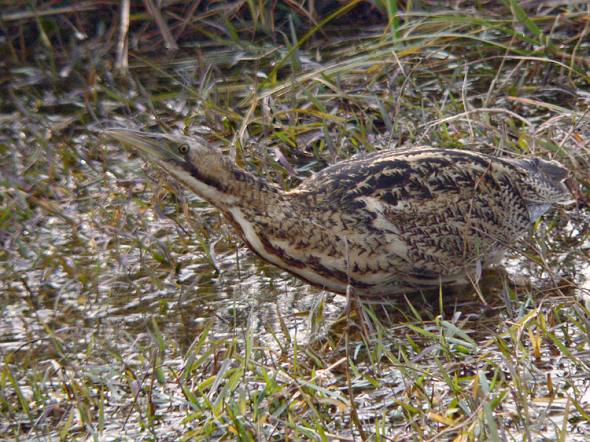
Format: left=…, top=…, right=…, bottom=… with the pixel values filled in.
left=1, top=1, right=590, bottom=440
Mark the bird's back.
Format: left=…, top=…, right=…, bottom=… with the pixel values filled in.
left=275, top=148, right=568, bottom=297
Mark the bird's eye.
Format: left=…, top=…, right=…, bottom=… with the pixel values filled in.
left=178, top=144, right=190, bottom=154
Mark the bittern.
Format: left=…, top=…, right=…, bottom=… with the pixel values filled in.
left=107, top=129, right=572, bottom=301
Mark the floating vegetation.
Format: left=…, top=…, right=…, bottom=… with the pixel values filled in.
left=1, top=1, right=589, bottom=440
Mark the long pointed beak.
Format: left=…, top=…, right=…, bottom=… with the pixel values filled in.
left=565, top=177, right=589, bottom=208
left=104, top=128, right=183, bottom=164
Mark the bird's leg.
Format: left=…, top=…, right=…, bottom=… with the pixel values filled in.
left=465, top=260, right=488, bottom=305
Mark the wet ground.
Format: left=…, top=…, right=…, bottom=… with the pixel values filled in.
left=2, top=3, right=590, bottom=438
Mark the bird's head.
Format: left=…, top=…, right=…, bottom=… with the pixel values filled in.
left=105, top=128, right=238, bottom=205
left=507, top=156, right=577, bottom=222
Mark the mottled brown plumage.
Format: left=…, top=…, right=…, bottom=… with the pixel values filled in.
left=107, top=129, right=572, bottom=300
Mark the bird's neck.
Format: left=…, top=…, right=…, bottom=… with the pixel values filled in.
left=177, top=149, right=286, bottom=213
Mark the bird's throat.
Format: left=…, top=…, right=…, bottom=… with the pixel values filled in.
left=166, top=151, right=283, bottom=213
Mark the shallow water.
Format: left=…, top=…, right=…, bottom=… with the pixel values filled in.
left=2, top=128, right=587, bottom=435
left=2, top=30, right=590, bottom=438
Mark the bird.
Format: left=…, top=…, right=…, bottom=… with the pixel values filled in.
left=106, top=128, right=573, bottom=301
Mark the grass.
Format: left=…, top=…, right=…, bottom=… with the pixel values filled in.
left=1, top=0, right=589, bottom=440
